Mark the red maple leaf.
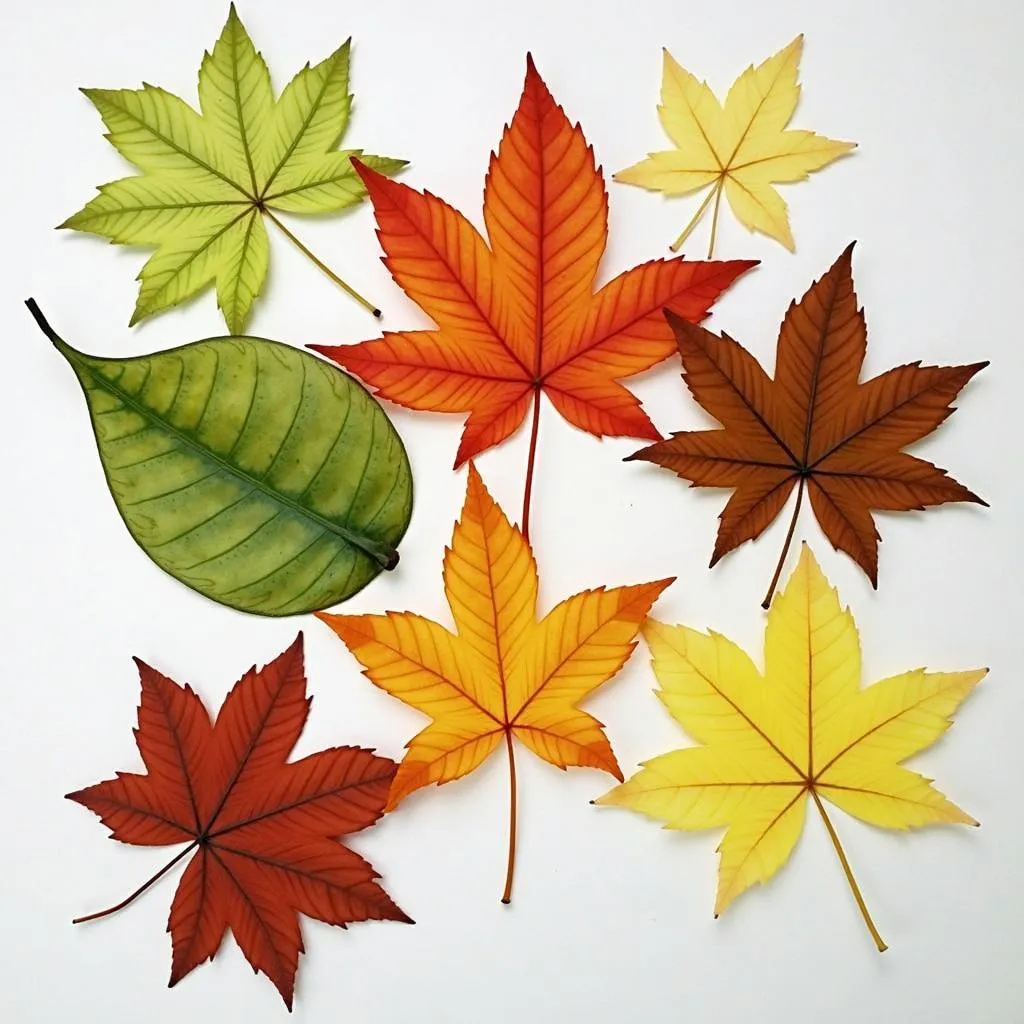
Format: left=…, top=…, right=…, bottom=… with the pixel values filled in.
left=312, top=56, right=754, bottom=536
left=68, top=634, right=410, bottom=1009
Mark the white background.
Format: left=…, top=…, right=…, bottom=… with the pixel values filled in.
left=1, top=0, right=1022, bottom=1020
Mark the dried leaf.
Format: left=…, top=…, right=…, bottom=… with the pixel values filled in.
left=616, top=36, right=855, bottom=254
left=68, top=634, right=411, bottom=1009
left=312, top=55, right=753, bottom=536
left=318, top=464, right=672, bottom=902
left=598, top=545, right=985, bottom=949
left=628, top=244, right=986, bottom=603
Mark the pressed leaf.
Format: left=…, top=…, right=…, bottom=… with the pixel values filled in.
left=598, top=545, right=985, bottom=949
left=616, top=36, right=855, bottom=254
left=68, top=634, right=411, bottom=1009
left=61, top=4, right=405, bottom=330
left=28, top=300, right=411, bottom=616
left=312, top=55, right=754, bottom=537
left=318, top=464, right=672, bottom=902
left=628, top=244, right=986, bottom=602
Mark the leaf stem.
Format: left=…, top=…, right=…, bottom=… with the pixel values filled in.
left=762, top=477, right=805, bottom=609
left=500, top=729, right=518, bottom=905
left=264, top=210, right=382, bottom=319
left=24, top=298, right=75, bottom=358
left=811, top=791, right=887, bottom=952
left=72, top=842, right=197, bottom=924
left=521, top=391, right=542, bottom=543
left=669, top=182, right=720, bottom=253
left=707, top=180, right=724, bottom=260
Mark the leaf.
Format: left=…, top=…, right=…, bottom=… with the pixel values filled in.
left=317, top=463, right=672, bottom=902
left=61, top=4, right=405, bottom=330
left=615, top=36, right=855, bottom=254
left=28, top=300, right=411, bottom=616
left=311, top=55, right=753, bottom=536
left=627, top=244, right=986, bottom=604
left=68, top=634, right=412, bottom=1009
left=598, top=545, right=985, bottom=949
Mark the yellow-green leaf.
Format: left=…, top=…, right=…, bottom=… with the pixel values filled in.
left=62, top=4, right=406, bottom=332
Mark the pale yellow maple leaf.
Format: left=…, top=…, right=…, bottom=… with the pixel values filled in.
left=598, top=545, right=984, bottom=949
left=616, top=36, right=855, bottom=254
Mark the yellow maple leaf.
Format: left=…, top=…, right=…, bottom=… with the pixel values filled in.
left=615, top=36, right=855, bottom=254
left=318, top=463, right=672, bottom=902
left=597, top=545, right=984, bottom=949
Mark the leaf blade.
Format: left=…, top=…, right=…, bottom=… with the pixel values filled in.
left=45, top=319, right=411, bottom=615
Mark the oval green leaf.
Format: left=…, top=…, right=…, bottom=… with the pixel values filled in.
left=28, top=300, right=412, bottom=616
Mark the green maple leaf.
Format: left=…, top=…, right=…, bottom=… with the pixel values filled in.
left=61, top=4, right=405, bottom=332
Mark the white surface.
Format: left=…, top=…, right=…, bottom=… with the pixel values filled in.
left=1, top=0, right=1022, bottom=1020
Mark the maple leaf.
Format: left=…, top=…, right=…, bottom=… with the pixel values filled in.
left=67, top=634, right=411, bottom=1010
left=311, top=56, right=754, bottom=537
left=61, top=4, right=405, bottom=331
left=628, top=244, right=987, bottom=605
left=317, top=464, right=672, bottom=903
left=615, top=36, right=855, bottom=255
left=598, top=545, right=985, bottom=950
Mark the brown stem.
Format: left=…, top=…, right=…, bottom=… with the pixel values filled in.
left=72, top=842, right=197, bottom=924
left=500, top=730, right=518, bottom=905
left=669, top=183, right=720, bottom=253
left=761, top=477, right=806, bottom=609
left=264, top=210, right=382, bottom=318
left=811, top=791, right=887, bottom=951
left=707, top=180, right=724, bottom=259
left=521, top=391, right=542, bottom=543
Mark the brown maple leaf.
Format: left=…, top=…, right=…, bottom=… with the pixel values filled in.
left=311, top=56, right=754, bottom=538
left=629, top=244, right=987, bottom=604
left=67, top=634, right=411, bottom=1009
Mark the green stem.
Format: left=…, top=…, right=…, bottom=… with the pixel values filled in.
left=811, top=791, right=887, bottom=952
left=265, top=210, right=382, bottom=318
left=707, top=180, right=724, bottom=259
left=669, top=183, right=719, bottom=253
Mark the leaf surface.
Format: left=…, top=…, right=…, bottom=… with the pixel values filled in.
left=598, top=545, right=984, bottom=946
left=628, top=244, right=986, bottom=597
left=616, top=36, right=855, bottom=253
left=29, top=301, right=411, bottom=615
left=68, top=634, right=411, bottom=1009
left=61, top=4, right=404, bottom=331
left=318, top=464, right=671, bottom=900
left=312, top=56, right=754, bottom=469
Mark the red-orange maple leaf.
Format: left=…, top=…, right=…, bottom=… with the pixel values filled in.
left=311, top=56, right=754, bottom=536
left=67, top=634, right=410, bottom=1010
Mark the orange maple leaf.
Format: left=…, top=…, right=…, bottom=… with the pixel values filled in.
left=312, top=56, right=754, bottom=536
left=628, top=244, right=987, bottom=604
left=68, top=635, right=410, bottom=1009
left=318, top=464, right=672, bottom=902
